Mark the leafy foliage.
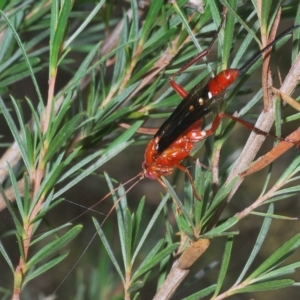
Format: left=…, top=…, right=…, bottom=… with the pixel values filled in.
left=0, top=0, right=299, bottom=299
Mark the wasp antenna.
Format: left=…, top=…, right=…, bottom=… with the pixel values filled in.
left=53, top=229, right=97, bottom=294
left=64, top=198, right=107, bottom=216
left=64, top=172, right=144, bottom=224
left=122, top=171, right=144, bottom=186
left=100, top=175, right=144, bottom=227
left=53, top=174, right=144, bottom=294
left=239, top=24, right=300, bottom=74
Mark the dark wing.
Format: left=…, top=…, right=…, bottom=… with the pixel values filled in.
left=154, top=80, right=224, bottom=154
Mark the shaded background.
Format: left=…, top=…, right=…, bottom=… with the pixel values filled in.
left=0, top=1, right=300, bottom=299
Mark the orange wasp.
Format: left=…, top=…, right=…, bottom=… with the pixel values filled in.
left=141, top=22, right=300, bottom=199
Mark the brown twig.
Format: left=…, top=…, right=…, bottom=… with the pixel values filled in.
left=241, top=128, right=300, bottom=177
left=153, top=260, right=190, bottom=300
left=237, top=174, right=293, bottom=220
left=226, top=51, right=300, bottom=203
left=153, top=239, right=210, bottom=299
left=261, top=7, right=281, bottom=111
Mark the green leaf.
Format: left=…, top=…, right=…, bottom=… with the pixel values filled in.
left=0, top=55, right=39, bottom=75
left=25, top=96, right=43, bottom=144
left=132, top=197, right=145, bottom=249
left=26, top=225, right=82, bottom=270
left=162, top=177, right=194, bottom=227
left=102, top=81, right=141, bottom=112
left=292, top=4, right=300, bottom=62
left=202, top=216, right=239, bottom=238
left=194, top=161, right=205, bottom=224
left=0, top=65, right=42, bottom=88
left=30, top=223, right=73, bottom=246
left=175, top=212, right=195, bottom=239
left=64, top=0, right=105, bottom=49
left=0, top=10, right=43, bottom=102
left=42, top=114, right=81, bottom=165
left=123, top=208, right=133, bottom=270
left=0, top=96, right=31, bottom=172
left=64, top=39, right=135, bottom=97
left=233, top=279, right=294, bottom=294
left=106, top=120, right=143, bottom=152
left=143, top=28, right=181, bottom=62
left=0, top=183, right=24, bottom=236
left=221, top=0, right=237, bottom=69
left=93, top=217, right=125, bottom=284
left=139, top=0, right=163, bottom=45
left=234, top=204, right=274, bottom=285
left=231, top=21, right=259, bottom=69
left=238, top=88, right=262, bottom=116
left=45, top=92, right=72, bottom=143
left=128, top=281, right=144, bottom=294
left=25, top=126, right=34, bottom=169
left=23, top=252, right=68, bottom=284
left=53, top=141, right=131, bottom=200
left=132, top=239, right=165, bottom=281
left=0, top=241, right=14, bottom=272
left=23, top=174, right=30, bottom=217
left=183, top=284, right=217, bottom=300
left=203, top=178, right=238, bottom=223
left=32, top=192, right=62, bottom=230
left=7, top=163, right=24, bottom=218
left=261, top=0, right=272, bottom=34
left=57, top=149, right=102, bottom=183
left=65, top=41, right=102, bottom=91
left=111, top=11, right=127, bottom=87
left=250, top=211, right=297, bottom=221
left=220, top=0, right=260, bottom=45
left=31, top=159, right=65, bottom=210
left=21, top=0, right=50, bottom=28
left=103, top=178, right=129, bottom=274
left=129, top=0, right=139, bottom=53
left=50, top=0, right=72, bottom=72
left=246, top=233, right=300, bottom=281
left=213, top=236, right=234, bottom=297
left=0, top=12, right=17, bottom=61
left=172, top=1, right=202, bottom=53
left=255, top=261, right=300, bottom=282
left=274, top=185, right=300, bottom=196
left=132, top=243, right=179, bottom=281
left=132, top=193, right=169, bottom=263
